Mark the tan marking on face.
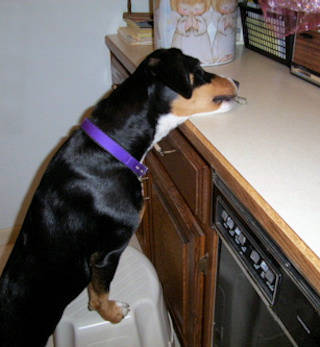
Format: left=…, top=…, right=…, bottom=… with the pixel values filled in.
left=171, top=76, right=237, bottom=116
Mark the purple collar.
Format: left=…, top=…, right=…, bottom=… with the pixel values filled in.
left=81, top=119, right=148, bottom=177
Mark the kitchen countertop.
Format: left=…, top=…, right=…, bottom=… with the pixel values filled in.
left=105, top=35, right=320, bottom=293
left=193, top=47, right=320, bottom=256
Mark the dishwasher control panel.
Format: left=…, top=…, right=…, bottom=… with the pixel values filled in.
left=215, top=195, right=281, bottom=305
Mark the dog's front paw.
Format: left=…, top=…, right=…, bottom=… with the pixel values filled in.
left=87, top=283, right=129, bottom=323
left=98, top=300, right=130, bottom=324
left=114, top=301, right=130, bottom=321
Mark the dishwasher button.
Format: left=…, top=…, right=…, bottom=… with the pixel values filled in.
left=229, top=229, right=235, bottom=237
left=260, top=261, right=269, bottom=272
left=221, top=210, right=228, bottom=222
left=238, top=233, right=246, bottom=245
left=226, top=217, right=234, bottom=229
left=241, top=246, right=247, bottom=253
left=265, top=269, right=275, bottom=284
left=250, top=250, right=260, bottom=264
left=234, top=227, right=241, bottom=236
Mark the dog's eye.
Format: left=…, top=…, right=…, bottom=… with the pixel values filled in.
left=213, top=95, right=235, bottom=104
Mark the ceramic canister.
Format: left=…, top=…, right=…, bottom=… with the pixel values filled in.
left=154, top=0, right=238, bottom=66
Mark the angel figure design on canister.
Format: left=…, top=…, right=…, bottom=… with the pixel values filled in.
left=211, top=0, right=237, bottom=64
left=170, top=0, right=213, bottom=64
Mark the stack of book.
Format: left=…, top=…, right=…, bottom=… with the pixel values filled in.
left=118, top=12, right=153, bottom=46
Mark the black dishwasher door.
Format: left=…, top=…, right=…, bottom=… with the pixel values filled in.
left=212, top=175, right=320, bottom=347
left=213, top=241, right=293, bottom=347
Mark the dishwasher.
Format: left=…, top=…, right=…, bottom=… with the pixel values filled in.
left=212, top=174, right=320, bottom=347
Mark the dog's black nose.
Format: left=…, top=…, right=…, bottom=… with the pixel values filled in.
left=233, top=79, right=240, bottom=89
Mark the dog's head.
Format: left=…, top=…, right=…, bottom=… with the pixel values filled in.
left=143, top=48, right=239, bottom=117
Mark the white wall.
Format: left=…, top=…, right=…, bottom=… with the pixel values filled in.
left=0, top=0, right=149, bottom=231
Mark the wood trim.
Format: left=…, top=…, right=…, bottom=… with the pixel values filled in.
left=180, top=121, right=320, bottom=295
left=135, top=175, right=152, bottom=257
left=110, top=53, right=131, bottom=84
left=0, top=226, right=20, bottom=246
left=202, top=227, right=220, bottom=347
left=105, top=35, right=152, bottom=74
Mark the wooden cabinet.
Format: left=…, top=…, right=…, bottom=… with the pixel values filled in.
left=135, top=131, right=215, bottom=347
left=134, top=133, right=214, bottom=347
left=144, top=152, right=206, bottom=347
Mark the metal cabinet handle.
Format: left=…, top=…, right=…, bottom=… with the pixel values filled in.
left=154, top=143, right=177, bottom=157
left=160, top=149, right=177, bottom=156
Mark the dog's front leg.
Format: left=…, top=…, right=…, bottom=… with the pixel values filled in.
left=88, top=249, right=129, bottom=323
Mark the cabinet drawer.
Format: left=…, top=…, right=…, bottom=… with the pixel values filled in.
left=153, top=129, right=211, bottom=225
left=293, top=31, right=320, bottom=73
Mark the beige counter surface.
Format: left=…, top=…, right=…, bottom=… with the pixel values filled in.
left=106, top=35, right=320, bottom=293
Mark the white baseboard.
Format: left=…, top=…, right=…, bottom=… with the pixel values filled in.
left=0, top=226, right=20, bottom=246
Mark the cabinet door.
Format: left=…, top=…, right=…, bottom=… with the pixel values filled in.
left=146, top=152, right=205, bottom=347
left=153, top=129, right=211, bottom=226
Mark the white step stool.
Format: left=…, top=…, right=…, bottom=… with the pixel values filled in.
left=54, top=246, right=174, bottom=347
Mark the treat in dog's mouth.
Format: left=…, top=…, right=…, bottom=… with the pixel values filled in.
left=213, top=95, right=247, bottom=105
left=234, top=96, right=248, bottom=104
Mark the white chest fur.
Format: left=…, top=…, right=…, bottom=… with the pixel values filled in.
left=152, top=113, right=189, bottom=147
left=140, top=113, right=189, bottom=162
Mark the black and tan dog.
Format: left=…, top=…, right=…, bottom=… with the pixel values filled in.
left=0, top=48, right=239, bottom=346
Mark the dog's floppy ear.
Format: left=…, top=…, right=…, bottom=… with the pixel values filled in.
left=146, top=49, right=194, bottom=99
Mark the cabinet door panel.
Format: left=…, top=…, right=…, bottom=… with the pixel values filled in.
left=151, top=189, right=185, bottom=323
left=153, top=129, right=210, bottom=225
left=147, top=152, right=205, bottom=347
